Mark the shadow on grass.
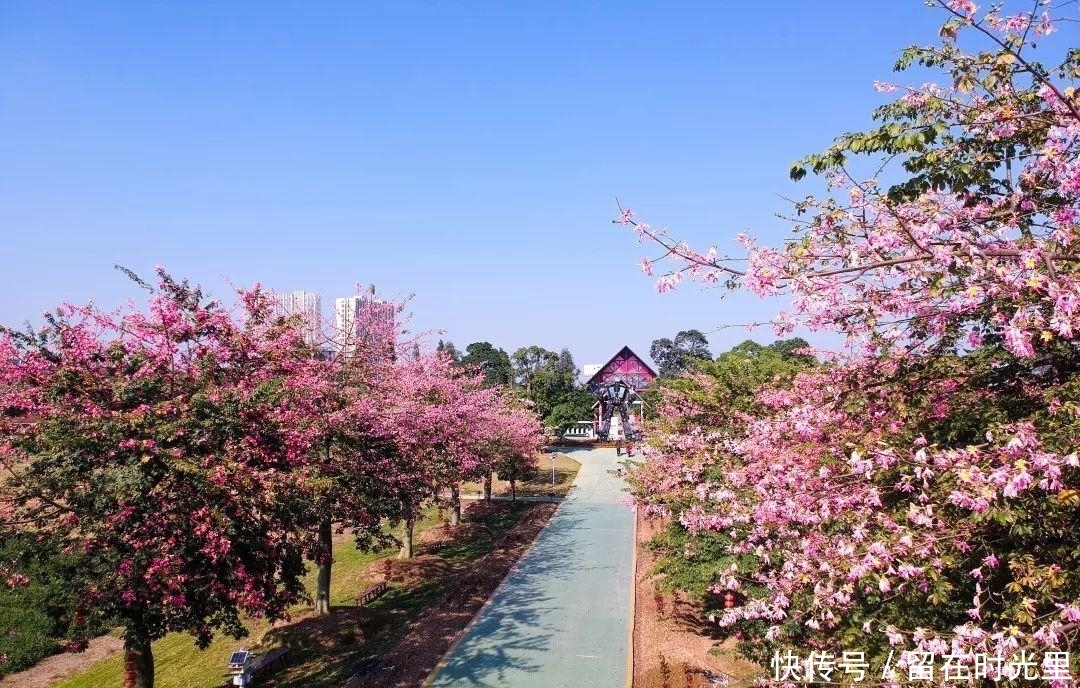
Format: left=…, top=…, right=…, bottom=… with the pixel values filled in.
left=263, top=580, right=455, bottom=687
left=428, top=502, right=525, bottom=561
left=257, top=504, right=543, bottom=688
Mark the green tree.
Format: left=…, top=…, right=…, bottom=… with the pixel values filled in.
left=460, top=341, right=512, bottom=387
left=531, top=348, right=579, bottom=418
left=511, top=346, right=588, bottom=421
left=555, top=348, right=578, bottom=383
left=649, top=329, right=711, bottom=377
left=545, top=388, right=596, bottom=437
left=435, top=339, right=461, bottom=364
left=510, top=345, right=558, bottom=394
left=766, top=336, right=813, bottom=362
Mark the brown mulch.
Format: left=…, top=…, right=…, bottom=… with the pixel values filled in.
left=633, top=511, right=762, bottom=688
left=456, top=500, right=512, bottom=520
left=379, top=554, right=455, bottom=587
left=0, top=634, right=123, bottom=688
left=347, top=502, right=558, bottom=688
left=415, top=522, right=488, bottom=547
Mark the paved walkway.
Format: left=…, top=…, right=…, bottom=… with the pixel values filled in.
left=426, top=447, right=634, bottom=688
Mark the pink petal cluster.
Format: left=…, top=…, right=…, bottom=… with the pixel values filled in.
left=619, top=1, right=1080, bottom=667
left=0, top=267, right=543, bottom=662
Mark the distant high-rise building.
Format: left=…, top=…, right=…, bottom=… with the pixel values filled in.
left=277, top=290, right=321, bottom=344
left=334, top=295, right=395, bottom=358
left=333, top=296, right=359, bottom=348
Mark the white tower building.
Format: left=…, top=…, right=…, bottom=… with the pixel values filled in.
left=277, top=290, right=321, bottom=344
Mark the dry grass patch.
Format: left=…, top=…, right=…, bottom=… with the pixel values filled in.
left=461, top=452, right=581, bottom=499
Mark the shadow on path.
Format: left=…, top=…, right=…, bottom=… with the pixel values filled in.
left=428, top=448, right=633, bottom=688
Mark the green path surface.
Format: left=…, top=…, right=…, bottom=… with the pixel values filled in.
left=427, top=446, right=633, bottom=688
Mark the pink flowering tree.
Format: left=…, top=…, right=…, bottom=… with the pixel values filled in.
left=292, top=358, right=401, bottom=616
left=370, top=351, right=486, bottom=558
left=370, top=350, right=544, bottom=553
left=293, top=292, right=412, bottom=615
left=0, top=269, right=328, bottom=688
left=463, top=388, right=544, bottom=507
left=442, top=356, right=543, bottom=516
left=486, top=397, right=544, bottom=503
left=622, top=1, right=1080, bottom=679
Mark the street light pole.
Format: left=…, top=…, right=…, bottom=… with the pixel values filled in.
left=550, top=451, right=556, bottom=502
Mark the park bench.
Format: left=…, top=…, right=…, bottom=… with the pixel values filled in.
left=354, top=580, right=388, bottom=607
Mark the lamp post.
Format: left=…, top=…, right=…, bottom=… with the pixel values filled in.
left=550, top=451, right=557, bottom=502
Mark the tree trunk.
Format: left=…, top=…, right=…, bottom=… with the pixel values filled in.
left=315, top=517, right=332, bottom=615
left=483, top=472, right=493, bottom=502
left=510, top=479, right=517, bottom=502
left=450, top=484, right=461, bottom=526
left=399, top=509, right=415, bottom=559
left=123, top=634, right=154, bottom=688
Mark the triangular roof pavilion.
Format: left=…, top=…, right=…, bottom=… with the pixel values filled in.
left=585, top=346, right=657, bottom=393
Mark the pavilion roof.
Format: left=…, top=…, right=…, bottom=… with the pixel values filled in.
left=585, top=346, right=657, bottom=392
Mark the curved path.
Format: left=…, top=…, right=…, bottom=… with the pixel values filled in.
left=425, top=446, right=634, bottom=688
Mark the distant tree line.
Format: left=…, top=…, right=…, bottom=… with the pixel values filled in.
left=435, top=331, right=814, bottom=439
left=436, top=340, right=595, bottom=437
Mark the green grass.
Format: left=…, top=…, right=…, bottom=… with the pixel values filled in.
left=267, top=574, right=452, bottom=687
left=269, top=502, right=533, bottom=687
left=54, top=509, right=447, bottom=688
left=53, top=503, right=536, bottom=688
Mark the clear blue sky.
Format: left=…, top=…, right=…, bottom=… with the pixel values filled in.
left=1, top=2, right=948, bottom=368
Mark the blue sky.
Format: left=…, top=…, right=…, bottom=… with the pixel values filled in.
left=1, top=2, right=950, bottom=368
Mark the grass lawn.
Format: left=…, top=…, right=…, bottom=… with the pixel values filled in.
left=53, top=502, right=538, bottom=688
left=461, top=452, right=581, bottom=499
left=54, top=509, right=446, bottom=688
left=269, top=502, right=532, bottom=687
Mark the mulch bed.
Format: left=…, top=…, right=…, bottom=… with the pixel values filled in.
left=633, top=511, right=762, bottom=688
left=346, top=501, right=558, bottom=688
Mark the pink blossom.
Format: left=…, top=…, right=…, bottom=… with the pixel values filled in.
left=946, top=0, right=977, bottom=20
left=1057, top=604, right=1080, bottom=622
